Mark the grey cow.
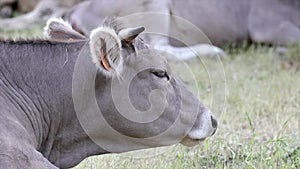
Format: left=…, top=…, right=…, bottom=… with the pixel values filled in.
left=0, top=18, right=217, bottom=168
left=66, top=0, right=300, bottom=56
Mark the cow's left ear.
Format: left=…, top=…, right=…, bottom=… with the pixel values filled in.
left=89, top=27, right=122, bottom=77
left=44, top=18, right=86, bottom=42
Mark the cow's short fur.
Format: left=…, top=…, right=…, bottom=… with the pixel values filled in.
left=0, top=18, right=217, bottom=168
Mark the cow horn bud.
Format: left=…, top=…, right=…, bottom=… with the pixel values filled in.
left=118, top=26, right=145, bottom=43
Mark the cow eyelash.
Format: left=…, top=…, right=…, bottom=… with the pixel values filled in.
left=151, top=70, right=170, bottom=80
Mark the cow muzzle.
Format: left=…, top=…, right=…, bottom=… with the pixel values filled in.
left=181, top=110, right=217, bottom=147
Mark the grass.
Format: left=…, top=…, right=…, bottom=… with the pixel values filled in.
left=1, top=29, right=299, bottom=169
left=0, top=24, right=44, bottom=39
left=285, top=43, right=300, bottom=63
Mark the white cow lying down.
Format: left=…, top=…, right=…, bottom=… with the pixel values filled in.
left=1, top=0, right=300, bottom=58
left=0, top=0, right=226, bottom=60
left=64, top=0, right=228, bottom=60
left=64, top=0, right=300, bottom=58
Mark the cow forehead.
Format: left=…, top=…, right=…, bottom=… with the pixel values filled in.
left=128, top=49, right=170, bottom=72
left=119, top=37, right=170, bottom=71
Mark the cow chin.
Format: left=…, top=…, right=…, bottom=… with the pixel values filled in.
left=180, top=136, right=206, bottom=147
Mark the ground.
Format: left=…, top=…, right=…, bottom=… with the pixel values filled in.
left=1, top=27, right=299, bottom=169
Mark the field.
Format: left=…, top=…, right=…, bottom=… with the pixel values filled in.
left=1, top=27, right=299, bottom=169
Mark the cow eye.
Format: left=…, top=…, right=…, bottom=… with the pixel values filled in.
left=152, top=70, right=170, bottom=80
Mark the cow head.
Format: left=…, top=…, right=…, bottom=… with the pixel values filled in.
left=46, top=18, right=217, bottom=151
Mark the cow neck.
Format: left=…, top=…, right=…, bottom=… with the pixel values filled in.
left=0, top=40, right=109, bottom=168
left=0, top=40, right=81, bottom=149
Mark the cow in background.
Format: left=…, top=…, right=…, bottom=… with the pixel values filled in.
left=0, top=0, right=39, bottom=18
left=65, top=0, right=300, bottom=57
left=1, top=0, right=299, bottom=59
left=0, top=0, right=83, bottom=29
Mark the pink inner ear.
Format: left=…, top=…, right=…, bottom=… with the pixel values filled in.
left=100, top=39, right=111, bottom=71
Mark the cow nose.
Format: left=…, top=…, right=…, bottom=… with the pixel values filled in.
left=211, top=115, right=218, bottom=135
left=211, top=115, right=218, bottom=128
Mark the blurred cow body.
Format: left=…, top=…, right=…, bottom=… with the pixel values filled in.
left=0, top=0, right=39, bottom=17
left=0, top=0, right=83, bottom=29
left=0, top=0, right=299, bottom=58
left=66, top=0, right=300, bottom=47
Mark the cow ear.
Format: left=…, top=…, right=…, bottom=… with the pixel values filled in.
left=89, top=27, right=122, bottom=77
left=44, top=18, right=86, bottom=42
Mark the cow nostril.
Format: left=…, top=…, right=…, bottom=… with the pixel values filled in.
left=211, top=128, right=217, bottom=136
left=211, top=115, right=218, bottom=129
